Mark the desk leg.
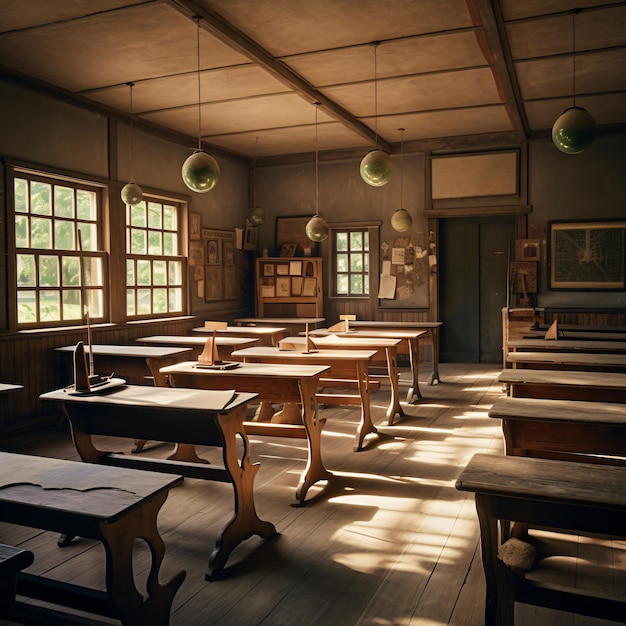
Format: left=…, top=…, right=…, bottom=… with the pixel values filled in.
left=385, top=348, right=404, bottom=426
left=428, top=328, right=441, bottom=385
left=207, top=406, right=278, bottom=580
left=98, top=491, right=186, bottom=626
left=475, top=494, right=519, bottom=626
left=294, top=378, right=333, bottom=506
left=354, top=361, right=377, bottom=452
left=406, top=338, right=422, bottom=403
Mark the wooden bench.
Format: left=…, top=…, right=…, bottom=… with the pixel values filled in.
left=507, top=350, right=626, bottom=372
left=488, top=396, right=626, bottom=465
left=0, top=451, right=184, bottom=626
left=0, top=544, right=34, bottom=616
left=456, top=453, right=626, bottom=625
left=498, top=368, right=626, bottom=403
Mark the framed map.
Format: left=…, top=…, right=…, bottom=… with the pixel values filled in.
left=549, top=220, right=625, bottom=289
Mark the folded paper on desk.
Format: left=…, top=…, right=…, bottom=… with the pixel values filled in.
left=194, top=361, right=240, bottom=370
left=278, top=336, right=316, bottom=352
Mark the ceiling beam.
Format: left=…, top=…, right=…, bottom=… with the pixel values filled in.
left=469, top=0, right=529, bottom=138
left=167, top=0, right=392, bottom=153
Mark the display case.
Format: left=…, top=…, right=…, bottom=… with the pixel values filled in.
left=256, top=257, right=323, bottom=318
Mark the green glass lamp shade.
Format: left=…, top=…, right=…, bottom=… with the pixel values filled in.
left=305, top=215, right=329, bottom=242
left=360, top=149, right=393, bottom=187
left=246, top=206, right=266, bottom=226
left=552, top=106, right=596, bottom=154
left=121, top=181, right=143, bottom=206
left=181, top=150, right=220, bottom=193
left=391, top=208, right=412, bottom=232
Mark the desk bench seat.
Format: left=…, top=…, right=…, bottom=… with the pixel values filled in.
left=0, top=544, right=34, bottom=616
left=456, top=453, right=626, bottom=625
left=0, top=451, right=184, bottom=626
left=488, top=396, right=626, bottom=465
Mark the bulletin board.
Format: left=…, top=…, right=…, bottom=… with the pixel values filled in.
left=378, top=233, right=430, bottom=308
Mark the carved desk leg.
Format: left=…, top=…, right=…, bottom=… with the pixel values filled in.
left=98, top=491, right=185, bottom=626
left=206, top=405, right=278, bottom=580
left=406, top=338, right=422, bottom=403
left=354, top=361, right=377, bottom=452
left=385, top=347, right=404, bottom=426
left=475, top=494, right=519, bottom=626
left=294, top=378, right=333, bottom=506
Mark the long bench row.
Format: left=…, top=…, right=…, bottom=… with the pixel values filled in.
left=458, top=349, right=626, bottom=624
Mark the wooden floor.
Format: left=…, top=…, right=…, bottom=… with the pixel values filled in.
left=0, top=363, right=623, bottom=625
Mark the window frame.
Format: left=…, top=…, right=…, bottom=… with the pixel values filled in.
left=124, top=196, right=188, bottom=320
left=327, top=221, right=380, bottom=300
left=9, top=166, right=109, bottom=329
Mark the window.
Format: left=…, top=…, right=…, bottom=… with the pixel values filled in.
left=14, top=171, right=105, bottom=326
left=333, top=229, right=370, bottom=296
left=126, top=199, right=185, bottom=317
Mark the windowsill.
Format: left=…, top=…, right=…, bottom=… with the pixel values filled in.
left=6, top=315, right=197, bottom=337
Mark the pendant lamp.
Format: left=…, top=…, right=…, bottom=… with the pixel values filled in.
left=246, top=136, right=266, bottom=226
left=360, top=43, right=392, bottom=187
left=181, top=16, right=220, bottom=192
left=391, top=128, right=412, bottom=232
left=552, top=10, right=595, bottom=154
left=306, top=103, right=329, bottom=243
left=120, top=82, right=143, bottom=206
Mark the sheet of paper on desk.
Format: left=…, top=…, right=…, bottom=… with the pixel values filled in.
left=78, top=386, right=239, bottom=411
left=146, top=388, right=237, bottom=410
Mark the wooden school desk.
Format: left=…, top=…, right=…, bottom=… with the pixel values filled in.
left=39, top=385, right=276, bottom=580
left=498, top=368, right=626, bottom=403
left=54, top=344, right=193, bottom=387
left=347, top=320, right=443, bottom=385
left=0, top=451, right=184, bottom=625
left=507, top=350, right=626, bottom=372
left=307, top=334, right=405, bottom=425
left=235, top=317, right=326, bottom=330
left=231, top=345, right=379, bottom=452
left=309, top=328, right=427, bottom=403
left=159, top=361, right=332, bottom=506
left=507, top=338, right=626, bottom=354
left=488, top=395, right=626, bottom=465
left=523, top=329, right=626, bottom=341
left=137, top=334, right=259, bottom=359
left=192, top=324, right=288, bottom=346
left=456, top=453, right=626, bottom=626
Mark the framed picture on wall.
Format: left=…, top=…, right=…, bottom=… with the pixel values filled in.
left=190, top=212, right=201, bottom=240
left=549, top=220, right=626, bottom=289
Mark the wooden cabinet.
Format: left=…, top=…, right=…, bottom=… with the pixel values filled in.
left=256, top=257, right=323, bottom=318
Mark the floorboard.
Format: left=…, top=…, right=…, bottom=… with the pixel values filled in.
left=1, top=363, right=623, bottom=625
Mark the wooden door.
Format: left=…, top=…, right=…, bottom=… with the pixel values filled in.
left=440, top=217, right=514, bottom=363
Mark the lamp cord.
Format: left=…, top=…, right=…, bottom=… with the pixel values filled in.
left=399, top=128, right=404, bottom=207
left=253, top=136, right=258, bottom=208
left=126, top=82, right=136, bottom=183
left=373, top=43, right=379, bottom=149
left=572, top=11, right=577, bottom=107
left=195, top=16, right=202, bottom=151
left=315, top=103, right=319, bottom=217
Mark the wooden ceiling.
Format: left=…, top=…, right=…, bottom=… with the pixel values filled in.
left=0, top=0, right=625, bottom=161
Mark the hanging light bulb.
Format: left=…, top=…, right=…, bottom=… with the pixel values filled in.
left=246, top=136, right=266, bottom=226
left=306, top=103, right=329, bottom=243
left=120, top=82, right=143, bottom=206
left=552, top=10, right=595, bottom=154
left=391, top=128, right=412, bottom=232
left=360, top=43, right=392, bottom=186
left=182, top=16, right=220, bottom=192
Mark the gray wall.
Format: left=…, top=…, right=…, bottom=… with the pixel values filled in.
left=529, top=135, right=626, bottom=309
left=0, top=81, right=251, bottom=322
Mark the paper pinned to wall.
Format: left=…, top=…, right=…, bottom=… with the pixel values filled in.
left=378, top=273, right=396, bottom=299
